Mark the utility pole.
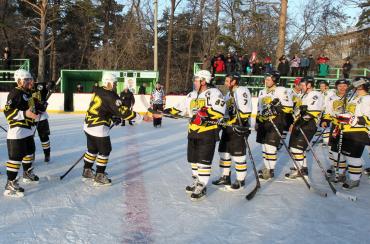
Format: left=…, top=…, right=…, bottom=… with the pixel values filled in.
left=153, top=0, right=158, bottom=72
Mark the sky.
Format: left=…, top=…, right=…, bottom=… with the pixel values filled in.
left=116, top=0, right=362, bottom=29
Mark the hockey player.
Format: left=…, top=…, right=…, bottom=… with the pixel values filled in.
left=320, top=79, right=350, bottom=182
left=150, top=82, right=166, bottom=128
left=316, top=80, right=335, bottom=146
left=82, top=72, right=149, bottom=186
left=32, top=80, right=55, bottom=162
left=163, top=70, right=225, bottom=200
left=256, top=72, right=293, bottom=180
left=285, top=76, right=323, bottom=179
left=3, top=69, right=46, bottom=197
left=278, top=77, right=302, bottom=149
left=329, top=77, right=370, bottom=189
left=212, top=73, right=252, bottom=191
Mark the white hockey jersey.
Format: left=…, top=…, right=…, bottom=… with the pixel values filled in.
left=167, top=87, right=225, bottom=134
left=224, top=86, right=252, bottom=125
left=295, top=90, right=323, bottom=122
left=321, top=89, right=335, bottom=110
left=257, top=86, right=293, bottom=122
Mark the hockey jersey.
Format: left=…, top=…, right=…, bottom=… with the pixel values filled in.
left=257, top=86, right=293, bottom=122
left=321, top=89, right=335, bottom=110
left=224, top=86, right=252, bottom=126
left=324, top=93, right=370, bottom=133
left=166, top=87, right=225, bottom=139
left=4, top=87, right=36, bottom=139
left=150, top=89, right=166, bottom=105
left=84, top=87, right=139, bottom=137
left=32, top=82, right=50, bottom=121
left=294, top=90, right=323, bottom=123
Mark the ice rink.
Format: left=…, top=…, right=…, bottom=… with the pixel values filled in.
left=0, top=114, right=370, bottom=244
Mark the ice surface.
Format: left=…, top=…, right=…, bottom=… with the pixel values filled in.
left=0, top=114, right=369, bottom=244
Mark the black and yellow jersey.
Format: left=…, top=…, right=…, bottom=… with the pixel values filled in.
left=84, top=87, right=137, bottom=137
left=165, top=87, right=225, bottom=139
left=32, top=82, right=49, bottom=121
left=4, top=87, right=35, bottom=139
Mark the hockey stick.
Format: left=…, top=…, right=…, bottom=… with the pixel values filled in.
left=147, top=108, right=250, bottom=130
left=298, top=127, right=357, bottom=201
left=51, top=124, right=116, bottom=181
left=0, top=125, right=7, bottom=132
left=227, top=90, right=261, bottom=200
left=307, top=129, right=326, bottom=152
left=268, top=115, right=327, bottom=197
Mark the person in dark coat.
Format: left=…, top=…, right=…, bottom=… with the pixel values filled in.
left=119, top=87, right=135, bottom=126
left=342, top=59, right=353, bottom=79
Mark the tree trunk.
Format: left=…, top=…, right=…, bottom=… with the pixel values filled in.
left=185, top=29, right=194, bottom=90
left=165, top=0, right=176, bottom=93
left=38, top=0, right=47, bottom=83
left=276, top=0, right=288, bottom=67
left=0, top=0, right=10, bottom=47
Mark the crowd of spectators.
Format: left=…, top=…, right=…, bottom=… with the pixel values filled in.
left=203, top=51, right=353, bottom=81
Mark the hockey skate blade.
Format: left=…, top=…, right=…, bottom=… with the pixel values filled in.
left=190, top=195, right=206, bottom=202
left=336, top=191, right=357, bottom=201
left=22, top=178, right=40, bottom=184
left=92, top=181, right=112, bottom=187
left=3, top=190, right=24, bottom=198
left=221, top=185, right=244, bottom=192
left=41, top=175, right=61, bottom=182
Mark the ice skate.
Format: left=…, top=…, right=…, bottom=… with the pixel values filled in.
left=23, top=167, right=39, bottom=183
left=4, top=179, right=24, bottom=198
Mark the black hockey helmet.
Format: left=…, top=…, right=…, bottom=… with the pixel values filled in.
left=300, top=76, right=315, bottom=87
left=335, top=79, right=350, bottom=87
left=264, top=71, right=280, bottom=83
left=319, top=80, right=329, bottom=86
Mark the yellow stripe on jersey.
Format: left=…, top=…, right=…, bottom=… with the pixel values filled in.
left=6, top=162, right=21, bottom=169
left=207, top=107, right=224, bottom=120
left=282, top=106, right=293, bottom=114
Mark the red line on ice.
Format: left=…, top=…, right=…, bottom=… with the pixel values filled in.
left=123, top=141, right=153, bottom=243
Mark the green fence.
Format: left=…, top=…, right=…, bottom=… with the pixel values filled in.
left=0, top=59, right=30, bottom=91
left=61, top=69, right=159, bottom=111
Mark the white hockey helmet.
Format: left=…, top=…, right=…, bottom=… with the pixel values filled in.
left=101, top=72, right=117, bottom=87
left=194, top=70, right=212, bottom=84
left=14, top=69, right=32, bottom=83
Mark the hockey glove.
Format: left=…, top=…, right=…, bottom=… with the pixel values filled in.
left=112, top=116, right=122, bottom=126
left=336, top=113, right=352, bottom=125
left=34, top=100, right=48, bottom=114
left=191, top=107, right=209, bottom=126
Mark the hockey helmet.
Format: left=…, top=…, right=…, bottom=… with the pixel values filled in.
left=264, top=71, right=280, bottom=83
left=300, top=76, right=315, bottom=87
left=102, top=72, right=117, bottom=87
left=335, top=79, right=350, bottom=87
left=293, top=77, right=302, bottom=85
left=319, top=80, right=329, bottom=86
left=352, top=76, right=369, bottom=90
left=14, top=69, right=32, bottom=83
left=194, top=70, right=212, bottom=84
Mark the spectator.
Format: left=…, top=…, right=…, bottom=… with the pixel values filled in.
left=201, top=54, right=211, bottom=71
left=92, top=82, right=99, bottom=93
left=290, top=54, right=300, bottom=77
left=119, top=86, right=135, bottom=126
left=249, top=51, right=258, bottom=71
left=299, top=53, right=309, bottom=77
left=308, top=54, right=316, bottom=76
left=235, top=56, right=244, bottom=73
left=225, top=57, right=235, bottom=74
left=277, top=55, right=290, bottom=86
left=317, top=55, right=330, bottom=78
left=76, top=83, right=84, bottom=93
left=242, top=55, right=250, bottom=74
left=138, top=82, right=147, bottom=95
left=342, top=58, right=352, bottom=79
left=2, top=47, right=11, bottom=80
left=263, top=56, right=273, bottom=74
left=213, top=56, right=225, bottom=74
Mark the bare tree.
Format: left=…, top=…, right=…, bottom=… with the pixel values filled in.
left=22, top=0, right=53, bottom=82
left=276, top=0, right=288, bottom=66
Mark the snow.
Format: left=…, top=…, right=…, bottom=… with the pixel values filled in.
left=0, top=114, right=370, bottom=243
